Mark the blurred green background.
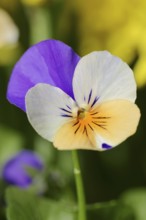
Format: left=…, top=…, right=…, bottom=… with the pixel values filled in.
left=0, top=0, right=146, bottom=220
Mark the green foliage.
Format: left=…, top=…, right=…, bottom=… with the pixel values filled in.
left=8, top=187, right=146, bottom=220
left=121, top=188, right=146, bottom=220
left=86, top=200, right=135, bottom=220
left=6, top=187, right=76, bottom=220
left=0, top=126, right=23, bottom=166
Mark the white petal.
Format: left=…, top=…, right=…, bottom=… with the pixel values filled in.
left=25, top=83, right=76, bottom=142
left=73, top=51, right=136, bottom=108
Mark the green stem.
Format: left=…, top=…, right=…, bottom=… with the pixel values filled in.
left=72, top=150, right=86, bottom=220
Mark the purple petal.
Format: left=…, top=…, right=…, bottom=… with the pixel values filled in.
left=7, top=39, right=80, bottom=111
left=2, top=150, right=44, bottom=188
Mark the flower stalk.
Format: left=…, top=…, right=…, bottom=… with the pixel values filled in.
left=72, top=150, right=86, bottom=220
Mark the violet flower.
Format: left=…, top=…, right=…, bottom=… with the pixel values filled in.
left=2, top=150, right=43, bottom=188
left=7, top=39, right=140, bottom=151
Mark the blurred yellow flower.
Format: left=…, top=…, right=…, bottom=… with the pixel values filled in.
left=68, top=0, right=146, bottom=88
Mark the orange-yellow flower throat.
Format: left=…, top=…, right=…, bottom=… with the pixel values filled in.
left=74, top=106, right=108, bottom=136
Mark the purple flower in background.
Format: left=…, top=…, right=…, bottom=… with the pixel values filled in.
left=2, top=150, right=43, bottom=188
left=7, top=39, right=140, bottom=151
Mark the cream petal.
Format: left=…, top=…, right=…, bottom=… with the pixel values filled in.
left=73, top=51, right=136, bottom=108
left=53, top=120, right=95, bottom=150
left=25, top=83, right=76, bottom=142
left=88, top=100, right=140, bottom=151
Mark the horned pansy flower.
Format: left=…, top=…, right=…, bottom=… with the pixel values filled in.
left=7, top=40, right=140, bottom=151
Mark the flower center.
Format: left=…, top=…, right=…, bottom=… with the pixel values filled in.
left=77, top=108, right=92, bottom=126
left=71, top=105, right=110, bottom=136
left=77, top=108, right=87, bottom=119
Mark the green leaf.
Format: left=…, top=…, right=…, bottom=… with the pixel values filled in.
left=86, top=200, right=135, bottom=220
left=0, top=126, right=24, bottom=166
left=121, top=188, right=146, bottom=220
left=6, top=187, right=76, bottom=220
